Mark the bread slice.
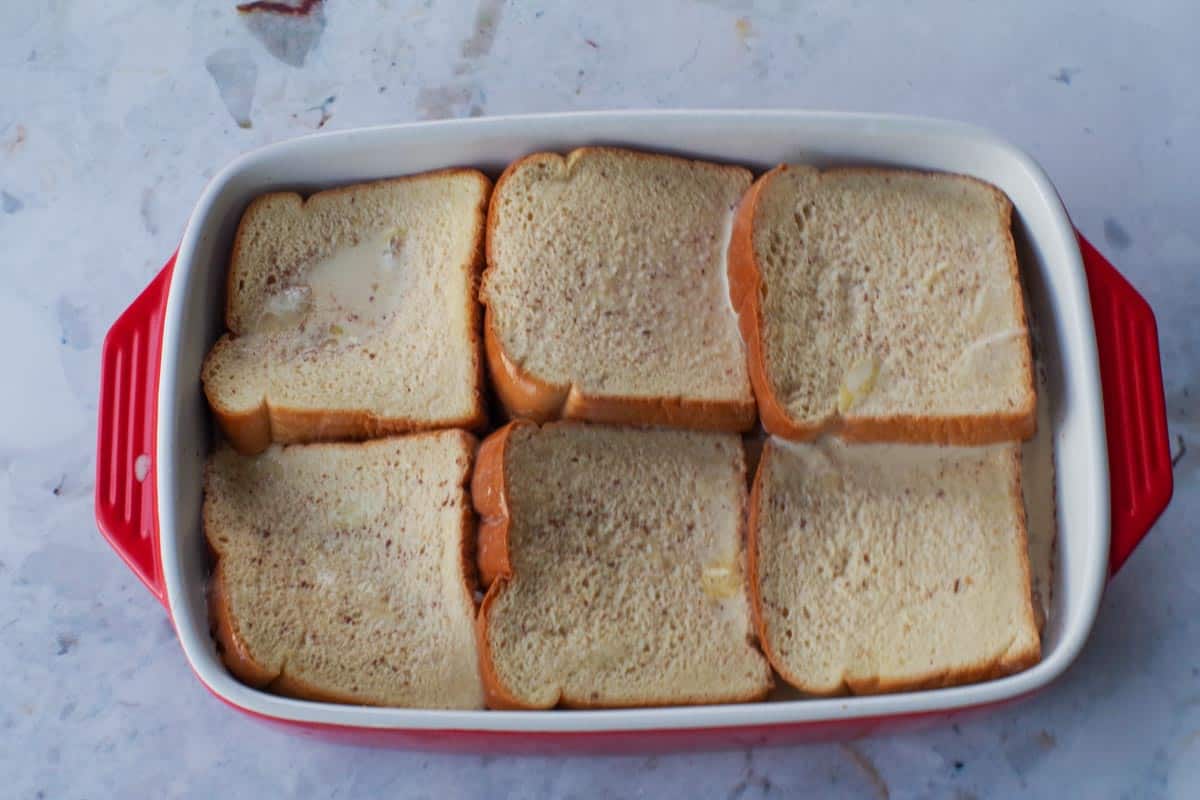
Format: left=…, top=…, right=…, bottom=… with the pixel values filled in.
left=202, top=169, right=491, bottom=455
left=728, top=165, right=1035, bottom=445
left=473, top=421, right=772, bottom=708
left=481, top=147, right=756, bottom=431
left=204, top=431, right=484, bottom=708
left=749, top=438, right=1040, bottom=695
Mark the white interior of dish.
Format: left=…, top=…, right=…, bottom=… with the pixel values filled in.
left=157, top=111, right=1108, bottom=732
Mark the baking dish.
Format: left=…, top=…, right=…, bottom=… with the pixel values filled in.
left=94, top=111, right=1172, bottom=753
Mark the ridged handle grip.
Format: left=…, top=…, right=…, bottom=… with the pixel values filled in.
left=95, top=257, right=175, bottom=606
left=1078, top=234, right=1173, bottom=575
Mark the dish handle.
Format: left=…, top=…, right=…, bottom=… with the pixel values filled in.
left=94, top=255, right=176, bottom=607
left=1078, top=233, right=1174, bottom=575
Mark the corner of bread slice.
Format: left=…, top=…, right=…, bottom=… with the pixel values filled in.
left=204, top=476, right=280, bottom=688
left=441, top=166, right=494, bottom=197
left=845, top=624, right=1041, bottom=696
left=206, top=556, right=282, bottom=689
left=997, top=623, right=1042, bottom=679
left=224, top=191, right=307, bottom=332
left=845, top=626, right=1041, bottom=695
left=484, top=151, right=568, bottom=251
left=475, top=593, right=546, bottom=710
left=201, top=334, right=272, bottom=455
left=480, top=312, right=571, bottom=423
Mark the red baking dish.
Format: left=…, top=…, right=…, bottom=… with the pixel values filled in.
left=94, top=111, right=1172, bottom=753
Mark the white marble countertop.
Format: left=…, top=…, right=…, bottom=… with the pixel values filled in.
left=3, top=1, right=1197, bottom=797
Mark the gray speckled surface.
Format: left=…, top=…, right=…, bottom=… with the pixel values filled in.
left=2, top=1, right=1198, bottom=797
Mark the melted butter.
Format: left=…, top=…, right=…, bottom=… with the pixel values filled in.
left=717, top=205, right=738, bottom=318
left=837, top=355, right=880, bottom=413
left=920, top=261, right=950, bottom=290
left=953, top=328, right=1025, bottom=378
left=702, top=561, right=741, bottom=600
left=257, top=286, right=312, bottom=331
left=254, top=226, right=413, bottom=341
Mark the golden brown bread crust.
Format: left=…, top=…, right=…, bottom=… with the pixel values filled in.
left=211, top=555, right=447, bottom=706
left=728, top=167, right=803, bottom=439
left=473, top=421, right=517, bottom=591
left=481, top=312, right=569, bottom=423
left=207, top=558, right=278, bottom=689
left=746, top=442, right=1041, bottom=697
left=205, top=169, right=492, bottom=456
left=203, top=366, right=489, bottom=456
left=206, top=431, right=482, bottom=706
left=480, top=148, right=758, bottom=433
left=837, top=412, right=1036, bottom=446
left=470, top=421, right=535, bottom=710
left=728, top=164, right=1036, bottom=446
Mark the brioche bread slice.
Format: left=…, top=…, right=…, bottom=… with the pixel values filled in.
left=749, top=438, right=1040, bottom=695
left=481, top=147, right=756, bottom=431
left=204, top=431, right=484, bottom=708
left=474, top=421, right=772, bottom=708
left=202, top=170, right=491, bottom=455
left=728, top=166, right=1035, bottom=445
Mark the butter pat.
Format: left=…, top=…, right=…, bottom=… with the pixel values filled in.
left=258, top=286, right=312, bottom=331
left=837, top=356, right=879, bottom=413
left=921, top=261, right=950, bottom=290
left=702, top=562, right=741, bottom=600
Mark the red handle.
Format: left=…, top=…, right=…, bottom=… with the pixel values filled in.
left=1078, top=233, right=1173, bottom=575
left=95, top=256, right=176, bottom=607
